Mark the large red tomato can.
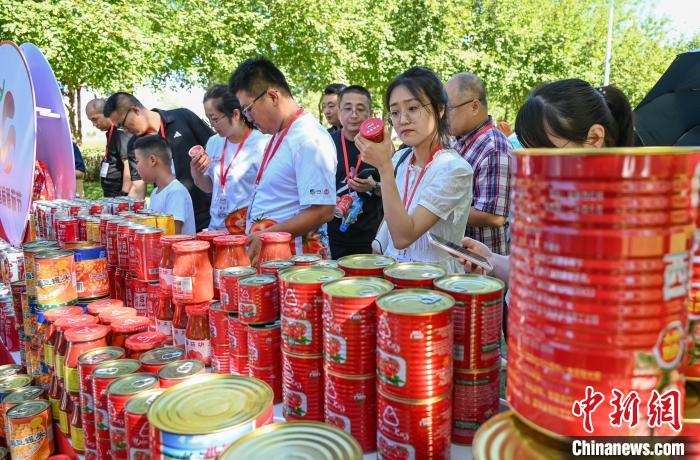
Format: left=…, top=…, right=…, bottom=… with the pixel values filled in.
left=219, top=267, right=257, bottom=312
left=209, top=301, right=229, bottom=347
left=228, top=312, right=248, bottom=356
left=376, top=289, right=454, bottom=400
left=383, top=262, right=446, bottom=289
left=337, top=254, right=395, bottom=277
left=237, top=275, right=279, bottom=324
left=324, top=370, right=376, bottom=453
left=281, top=351, right=324, bottom=421
left=452, top=365, right=501, bottom=445
left=248, top=320, right=281, bottom=369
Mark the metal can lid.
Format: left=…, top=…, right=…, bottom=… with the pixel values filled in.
left=322, top=277, right=394, bottom=298
left=125, top=331, right=167, bottom=351
left=434, top=274, right=505, bottom=295
left=22, top=240, right=59, bottom=251
left=92, top=359, right=141, bottom=379
left=87, top=298, right=124, bottom=315
left=34, top=250, right=73, bottom=259
left=124, top=388, right=165, bottom=415
left=220, top=421, right=362, bottom=459
left=238, top=274, right=277, bottom=287
left=279, top=266, right=345, bottom=284
left=65, top=324, right=110, bottom=342
left=209, top=301, right=224, bottom=313
left=98, top=307, right=137, bottom=324
left=290, top=254, right=321, bottom=263
left=311, top=260, right=339, bottom=268
left=6, top=400, right=51, bottom=419
left=110, top=316, right=150, bottom=333
left=685, top=381, right=700, bottom=423
left=78, top=346, right=125, bottom=366
left=1, top=386, right=44, bottom=405
left=157, top=359, right=205, bottom=380
left=148, top=374, right=273, bottom=435
left=260, top=260, right=294, bottom=270
left=221, top=266, right=258, bottom=278
left=135, top=227, right=164, bottom=236
left=139, top=346, right=186, bottom=366
left=172, top=240, right=209, bottom=253
left=108, top=373, right=159, bottom=396
left=376, top=288, right=455, bottom=315
left=0, top=375, right=32, bottom=392
left=54, top=315, right=98, bottom=331
left=42, top=306, right=84, bottom=323
left=383, top=262, right=446, bottom=280
left=337, top=254, right=395, bottom=270
left=0, top=364, right=22, bottom=379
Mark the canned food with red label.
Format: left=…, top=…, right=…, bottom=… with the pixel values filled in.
left=452, top=365, right=501, bottom=445
left=117, top=221, right=134, bottom=270
left=134, top=228, right=163, bottom=282
left=128, top=224, right=147, bottom=276
left=1, top=247, right=24, bottom=284
left=114, top=267, right=128, bottom=303
left=56, top=216, right=79, bottom=246
left=383, top=262, right=446, bottom=289
left=324, top=370, right=376, bottom=453
left=376, top=289, right=454, bottom=400
left=209, top=301, right=230, bottom=347
left=220, top=267, right=258, bottom=312
left=139, top=346, right=186, bottom=374
left=377, top=390, right=452, bottom=460
left=157, top=359, right=206, bottom=388
left=129, top=277, right=150, bottom=317
left=124, top=388, right=164, bottom=460
left=260, top=260, right=294, bottom=280
left=106, top=218, right=124, bottom=266
left=248, top=321, right=281, bottom=368
left=337, top=254, right=395, bottom=277
left=237, top=274, right=279, bottom=324
left=228, top=311, right=248, bottom=355
left=282, top=351, right=324, bottom=421
left=322, top=277, right=393, bottom=376
left=211, top=344, right=231, bottom=374
left=230, top=353, right=250, bottom=376
left=290, top=254, right=321, bottom=266
left=91, top=359, right=141, bottom=442
left=249, top=365, right=282, bottom=404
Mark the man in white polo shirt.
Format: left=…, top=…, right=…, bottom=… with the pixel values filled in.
left=229, top=58, right=337, bottom=264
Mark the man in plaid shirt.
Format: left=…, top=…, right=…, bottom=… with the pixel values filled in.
left=447, top=73, right=512, bottom=255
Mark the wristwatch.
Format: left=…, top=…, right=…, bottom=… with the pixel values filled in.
left=372, top=182, right=381, bottom=195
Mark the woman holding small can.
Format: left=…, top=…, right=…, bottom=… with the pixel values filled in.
left=355, top=67, right=473, bottom=273
left=191, top=85, right=268, bottom=234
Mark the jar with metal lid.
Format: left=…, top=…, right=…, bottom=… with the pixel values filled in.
left=42, top=306, right=83, bottom=371
left=110, top=316, right=150, bottom=349
left=125, top=331, right=168, bottom=360
left=172, top=241, right=213, bottom=303
left=64, top=324, right=110, bottom=393
left=98, top=306, right=137, bottom=325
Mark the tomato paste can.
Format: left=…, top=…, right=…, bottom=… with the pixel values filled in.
left=148, top=374, right=273, bottom=458
left=280, top=267, right=345, bottom=355
left=434, top=275, right=505, bottom=370
left=248, top=321, right=281, bottom=369
left=129, top=277, right=151, bottom=317
left=324, top=370, right=376, bottom=453
left=337, top=254, right=395, bottom=277
left=237, top=274, right=279, bottom=325
left=260, top=260, right=294, bottom=280
left=377, top=390, right=452, bottom=460
left=383, top=262, right=446, bottom=289
left=376, top=289, right=454, bottom=400
left=107, top=265, right=117, bottom=299
left=35, top=250, right=78, bottom=309
left=117, top=221, right=134, bottom=270
left=322, top=277, right=394, bottom=376
left=228, top=313, right=248, bottom=354
left=290, top=254, right=321, bottom=266
left=211, top=344, right=231, bottom=374
left=107, top=373, right=159, bottom=458
left=452, top=365, right=501, bottom=445
left=124, top=275, right=135, bottom=310
left=208, top=301, right=229, bottom=347
left=127, top=224, right=148, bottom=276
left=56, top=216, right=79, bottom=246
left=230, top=354, right=250, bottom=376
left=89, top=204, right=104, bottom=216
left=220, top=267, right=258, bottom=312
left=131, top=199, right=146, bottom=213
left=249, top=366, right=282, bottom=405
left=157, top=359, right=205, bottom=389
left=6, top=400, right=54, bottom=460
left=134, top=228, right=163, bottom=282
left=124, top=388, right=165, bottom=460
left=139, top=346, right=186, bottom=375
left=106, top=218, right=124, bottom=266
left=281, top=351, right=324, bottom=421
left=73, top=245, right=109, bottom=300
left=91, top=359, right=141, bottom=449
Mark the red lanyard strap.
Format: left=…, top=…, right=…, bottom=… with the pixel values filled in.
left=104, top=124, right=115, bottom=161
left=254, top=108, right=305, bottom=186
left=341, top=131, right=363, bottom=181
left=402, top=144, right=442, bottom=210
left=462, top=121, right=494, bottom=152
left=219, top=128, right=251, bottom=189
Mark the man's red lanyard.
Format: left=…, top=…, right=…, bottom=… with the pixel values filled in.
left=341, top=131, right=363, bottom=181
left=220, top=128, right=251, bottom=189
left=462, top=121, right=494, bottom=152
left=157, top=113, right=166, bottom=139
left=254, top=108, right=305, bottom=186
left=402, top=144, right=442, bottom=210
left=104, top=125, right=115, bottom=161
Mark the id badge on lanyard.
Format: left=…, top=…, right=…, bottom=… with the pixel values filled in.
left=215, top=194, right=229, bottom=218
left=99, top=162, right=110, bottom=178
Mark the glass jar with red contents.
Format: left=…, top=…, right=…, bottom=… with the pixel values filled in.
left=64, top=324, right=110, bottom=394
left=59, top=383, right=73, bottom=436
left=155, top=293, right=174, bottom=344
left=69, top=393, right=84, bottom=452
left=257, top=232, right=293, bottom=268
left=212, top=235, right=250, bottom=296
left=159, top=234, right=195, bottom=293
left=196, top=229, right=228, bottom=263
left=110, top=316, right=150, bottom=349
left=185, top=303, right=211, bottom=365
left=172, top=241, right=214, bottom=303
left=42, top=306, right=83, bottom=371
left=54, top=315, right=99, bottom=385
left=172, top=301, right=188, bottom=349
left=124, top=331, right=167, bottom=360
left=98, top=306, right=137, bottom=326
left=48, top=373, right=61, bottom=421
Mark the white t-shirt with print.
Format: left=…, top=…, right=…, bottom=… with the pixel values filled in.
left=149, top=179, right=196, bottom=235
left=374, top=148, right=473, bottom=273
left=245, top=113, right=337, bottom=251
left=204, top=130, right=268, bottom=230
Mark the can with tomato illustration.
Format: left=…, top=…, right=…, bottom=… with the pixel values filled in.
left=209, top=301, right=229, bottom=347
left=116, top=221, right=134, bottom=270
left=260, top=260, right=294, bottom=280
left=157, top=359, right=205, bottom=389
left=124, top=388, right=165, bottom=460
left=452, top=364, right=501, bottom=445
left=220, top=267, right=258, bottom=312
left=248, top=321, right=281, bottom=369
left=107, top=373, right=159, bottom=459
left=376, top=289, right=454, bottom=400
left=280, top=267, right=345, bottom=355
left=249, top=365, right=282, bottom=405
left=237, top=275, right=279, bottom=324
left=337, top=254, right=395, bottom=277
left=377, top=390, right=452, bottom=460
left=139, top=346, right=186, bottom=375
left=324, top=370, right=376, bottom=453
left=230, top=354, right=250, bottom=376
left=211, top=344, right=231, bottom=374
left=282, top=351, right=324, bottom=421
left=322, top=277, right=394, bottom=376
left=228, top=312, right=248, bottom=356
left=290, top=254, right=321, bottom=266
left=434, top=275, right=505, bottom=370
left=383, top=262, right=446, bottom=289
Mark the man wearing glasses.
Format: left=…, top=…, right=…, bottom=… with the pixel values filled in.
left=104, top=92, right=214, bottom=231
left=446, top=73, right=512, bottom=256
left=228, top=58, right=337, bottom=265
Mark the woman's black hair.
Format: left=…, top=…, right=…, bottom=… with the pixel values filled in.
left=515, top=78, right=634, bottom=148
left=203, top=84, right=254, bottom=129
left=385, top=67, right=450, bottom=148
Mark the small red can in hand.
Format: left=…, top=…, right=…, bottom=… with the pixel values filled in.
left=360, top=118, right=384, bottom=143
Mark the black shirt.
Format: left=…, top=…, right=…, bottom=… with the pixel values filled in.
left=127, top=108, right=214, bottom=231
left=327, top=130, right=383, bottom=250
left=102, top=128, right=132, bottom=195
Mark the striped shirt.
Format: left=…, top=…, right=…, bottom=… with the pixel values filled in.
left=453, top=116, right=513, bottom=255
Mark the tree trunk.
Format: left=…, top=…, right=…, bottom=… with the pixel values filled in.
left=66, top=79, right=78, bottom=143
left=76, top=86, right=82, bottom=145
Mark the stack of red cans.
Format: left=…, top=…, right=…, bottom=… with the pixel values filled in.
left=434, top=275, right=505, bottom=445
left=279, top=266, right=345, bottom=420
left=322, top=277, right=393, bottom=453
left=209, top=301, right=231, bottom=373
left=508, top=148, right=697, bottom=437
left=375, top=289, right=455, bottom=459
